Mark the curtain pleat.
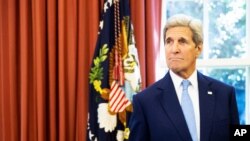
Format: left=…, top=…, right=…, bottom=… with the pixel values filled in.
left=47, top=0, right=58, bottom=140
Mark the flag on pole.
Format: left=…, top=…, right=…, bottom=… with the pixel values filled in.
left=87, top=0, right=141, bottom=141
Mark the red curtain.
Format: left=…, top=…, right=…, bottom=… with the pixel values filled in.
left=0, top=0, right=161, bottom=140
left=130, top=0, right=162, bottom=88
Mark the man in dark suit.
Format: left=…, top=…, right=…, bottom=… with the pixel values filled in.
left=128, top=14, right=239, bottom=141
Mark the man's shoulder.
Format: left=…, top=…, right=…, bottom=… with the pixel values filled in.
left=198, top=72, right=234, bottom=89
left=135, top=78, right=166, bottom=99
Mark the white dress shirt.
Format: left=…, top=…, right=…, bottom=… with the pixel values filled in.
left=170, top=70, right=200, bottom=141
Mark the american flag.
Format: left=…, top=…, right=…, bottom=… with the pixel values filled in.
left=109, top=81, right=131, bottom=113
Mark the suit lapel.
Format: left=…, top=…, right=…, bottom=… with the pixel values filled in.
left=197, top=72, right=215, bottom=141
left=158, top=72, right=193, bottom=141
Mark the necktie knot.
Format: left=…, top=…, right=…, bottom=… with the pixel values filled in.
left=182, top=80, right=190, bottom=91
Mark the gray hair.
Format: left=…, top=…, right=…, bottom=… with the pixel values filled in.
left=163, top=14, right=203, bottom=46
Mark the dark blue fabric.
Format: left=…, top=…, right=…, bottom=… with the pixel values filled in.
left=128, top=71, right=239, bottom=141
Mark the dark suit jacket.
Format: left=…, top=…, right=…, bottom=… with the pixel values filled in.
left=128, top=71, right=239, bottom=141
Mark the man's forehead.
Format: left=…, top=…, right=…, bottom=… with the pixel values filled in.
left=165, top=27, right=193, bottom=39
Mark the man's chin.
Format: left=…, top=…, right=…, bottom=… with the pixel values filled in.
left=169, top=66, right=181, bottom=72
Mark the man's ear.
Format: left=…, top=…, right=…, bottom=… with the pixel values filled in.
left=195, top=43, right=203, bottom=58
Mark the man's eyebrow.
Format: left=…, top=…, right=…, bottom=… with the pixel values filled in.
left=165, top=37, right=172, bottom=41
left=179, top=37, right=187, bottom=41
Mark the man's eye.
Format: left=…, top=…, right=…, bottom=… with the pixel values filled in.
left=179, top=39, right=187, bottom=44
left=166, top=39, right=172, bottom=44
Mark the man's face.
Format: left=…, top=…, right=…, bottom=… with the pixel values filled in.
left=165, top=26, right=202, bottom=78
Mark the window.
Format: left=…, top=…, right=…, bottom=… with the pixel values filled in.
left=158, top=0, right=250, bottom=124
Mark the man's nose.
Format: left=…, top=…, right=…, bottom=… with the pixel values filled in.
left=171, top=42, right=180, bottom=53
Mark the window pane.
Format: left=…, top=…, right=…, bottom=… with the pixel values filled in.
left=208, top=0, right=246, bottom=59
left=199, top=68, right=246, bottom=124
left=166, top=0, right=203, bottom=19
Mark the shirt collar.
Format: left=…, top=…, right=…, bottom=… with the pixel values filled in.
left=169, top=69, right=198, bottom=89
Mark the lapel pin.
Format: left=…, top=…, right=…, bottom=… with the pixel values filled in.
left=207, top=91, right=213, bottom=95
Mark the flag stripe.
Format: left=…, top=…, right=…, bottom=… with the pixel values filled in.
left=110, top=83, right=123, bottom=110
left=112, top=94, right=124, bottom=112
left=109, top=82, right=120, bottom=105
left=110, top=88, right=123, bottom=110
left=113, top=92, right=127, bottom=112
left=116, top=95, right=130, bottom=112
left=109, top=81, right=118, bottom=98
left=109, top=81, right=131, bottom=112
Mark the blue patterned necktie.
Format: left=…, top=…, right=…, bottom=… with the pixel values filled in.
left=181, top=80, right=197, bottom=141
